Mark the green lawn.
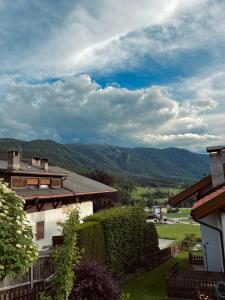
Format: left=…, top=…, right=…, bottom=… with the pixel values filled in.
left=165, top=208, right=191, bottom=219
left=122, top=251, right=189, bottom=300
left=156, top=224, right=200, bottom=241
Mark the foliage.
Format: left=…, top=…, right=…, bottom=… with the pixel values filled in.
left=120, top=293, right=132, bottom=300
left=71, top=261, right=120, bottom=300
left=78, top=221, right=105, bottom=264
left=167, top=207, right=179, bottom=213
left=182, top=233, right=198, bottom=250
left=85, top=206, right=147, bottom=275
left=39, top=292, right=52, bottom=300
left=52, top=210, right=81, bottom=300
left=0, top=181, right=38, bottom=280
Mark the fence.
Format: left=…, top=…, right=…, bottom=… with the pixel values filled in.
left=189, top=251, right=204, bottom=265
left=0, top=254, right=53, bottom=300
left=166, top=262, right=225, bottom=299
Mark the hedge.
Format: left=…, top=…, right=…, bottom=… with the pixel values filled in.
left=85, top=206, right=147, bottom=275
left=143, top=222, right=159, bottom=260
left=78, top=221, right=105, bottom=264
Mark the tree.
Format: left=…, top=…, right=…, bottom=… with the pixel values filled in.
left=0, top=181, right=38, bottom=280
left=71, top=261, right=120, bottom=300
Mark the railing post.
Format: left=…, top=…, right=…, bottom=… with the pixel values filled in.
left=30, top=264, right=34, bottom=289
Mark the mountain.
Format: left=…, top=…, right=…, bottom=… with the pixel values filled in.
left=0, top=138, right=209, bottom=186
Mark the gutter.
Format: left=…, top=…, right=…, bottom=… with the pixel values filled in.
left=192, top=216, right=225, bottom=273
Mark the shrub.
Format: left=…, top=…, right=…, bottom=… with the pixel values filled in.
left=71, top=261, right=120, bottom=300
left=182, top=233, right=197, bottom=250
left=78, top=221, right=105, bottom=264
left=85, top=206, right=147, bottom=274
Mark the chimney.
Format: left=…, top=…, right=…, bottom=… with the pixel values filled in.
left=7, top=151, right=21, bottom=171
left=31, top=156, right=41, bottom=167
left=41, top=158, right=48, bottom=172
left=206, top=146, right=225, bottom=187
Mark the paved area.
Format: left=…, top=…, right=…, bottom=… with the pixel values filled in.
left=158, top=238, right=174, bottom=249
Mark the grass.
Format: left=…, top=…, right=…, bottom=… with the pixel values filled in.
left=165, top=208, right=191, bottom=219
left=122, top=251, right=189, bottom=300
left=156, top=223, right=200, bottom=241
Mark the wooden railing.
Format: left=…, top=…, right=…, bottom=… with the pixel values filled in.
left=189, top=251, right=204, bottom=265
left=166, top=263, right=225, bottom=299
left=0, top=254, right=53, bottom=299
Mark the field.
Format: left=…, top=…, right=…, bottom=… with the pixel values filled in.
left=122, top=251, right=189, bottom=300
left=156, top=224, right=200, bottom=241
left=132, top=186, right=183, bottom=205
left=165, top=208, right=191, bottom=218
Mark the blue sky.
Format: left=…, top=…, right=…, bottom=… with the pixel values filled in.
left=0, top=0, right=225, bottom=152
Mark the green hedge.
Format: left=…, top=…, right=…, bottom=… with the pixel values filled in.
left=85, top=206, right=147, bottom=275
left=78, top=221, right=105, bottom=264
left=143, top=222, right=159, bottom=258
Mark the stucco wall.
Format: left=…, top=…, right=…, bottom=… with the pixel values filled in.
left=26, top=201, right=93, bottom=250
left=200, top=212, right=224, bottom=272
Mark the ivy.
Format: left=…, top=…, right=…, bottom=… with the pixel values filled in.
left=52, top=210, right=81, bottom=300
left=0, top=181, right=38, bottom=280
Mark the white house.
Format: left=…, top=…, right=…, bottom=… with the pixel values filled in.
left=0, top=151, right=117, bottom=251
left=170, top=145, right=225, bottom=272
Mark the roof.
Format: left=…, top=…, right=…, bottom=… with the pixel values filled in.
left=49, top=166, right=117, bottom=195
left=15, top=188, right=73, bottom=200
left=192, top=186, right=225, bottom=219
left=0, top=159, right=117, bottom=199
left=169, top=175, right=212, bottom=206
left=0, top=160, right=67, bottom=176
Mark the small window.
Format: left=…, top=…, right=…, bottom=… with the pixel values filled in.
left=27, top=178, right=39, bottom=185
left=39, top=184, right=49, bottom=189
left=40, top=178, right=51, bottom=185
left=36, top=221, right=44, bottom=240
left=51, top=178, right=61, bottom=188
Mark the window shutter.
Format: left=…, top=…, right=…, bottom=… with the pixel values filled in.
left=11, top=176, right=26, bottom=188
left=27, top=178, right=39, bottom=185
left=36, top=221, right=44, bottom=240
left=51, top=178, right=61, bottom=188
left=40, top=178, right=50, bottom=185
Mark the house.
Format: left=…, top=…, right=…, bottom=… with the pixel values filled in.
left=0, top=151, right=117, bottom=251
left=169, top=145, right=225, bottom=272
left=152, top=205, right=167, bottom=215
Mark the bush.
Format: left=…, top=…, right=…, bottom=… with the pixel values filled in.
left=182, top=233, right=197, bottom=250
left=85, top=206, right=147, bottom=274
left=71, top=261, right=120, bottom=300
left=78, top=221, right=105, bottom=264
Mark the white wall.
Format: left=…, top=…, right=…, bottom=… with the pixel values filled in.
left=200, top=212, right=224, bottom=272
left=26, top=201, right=93, bottom=251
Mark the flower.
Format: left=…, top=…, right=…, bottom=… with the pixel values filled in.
left=16, top=230, right=22, bottom=235
left=16, top=244, right=21, bottom=248
left=0, top=265, right=4, bottom=270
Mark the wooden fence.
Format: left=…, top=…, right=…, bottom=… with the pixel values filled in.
left=189, top=251, right=204, bottom=265
left=166, top=262, right=225, bottom=299
left=0, top=255, right=53, bottom=300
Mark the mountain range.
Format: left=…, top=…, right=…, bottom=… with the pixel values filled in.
left=0, top=138, right=209, bottom=186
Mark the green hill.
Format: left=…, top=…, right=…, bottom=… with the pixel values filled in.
left=0, top=138, right=209, bottom=186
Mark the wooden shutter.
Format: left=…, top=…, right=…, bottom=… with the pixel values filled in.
left=40, top=178, right=50, bottom=185
left=36, top=221, right=44, bottom=240
left=27, top=178, right=39, bottom=185
left=51, top=178, right=61, bottom=188
left=11, top=176, right=26, bottom=188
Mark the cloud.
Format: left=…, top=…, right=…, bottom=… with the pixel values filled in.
left=0, top=75, right=219, bottom=151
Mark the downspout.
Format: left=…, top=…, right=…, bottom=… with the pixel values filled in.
left=192, top=216, right=225, bottom=273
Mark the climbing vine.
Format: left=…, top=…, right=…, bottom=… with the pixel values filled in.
left=0, top=181, right=38, bottom=280
left=52, top=209, right=81, bottom=300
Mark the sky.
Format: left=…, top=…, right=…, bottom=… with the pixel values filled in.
left=0, top=0, right=225, bottom=152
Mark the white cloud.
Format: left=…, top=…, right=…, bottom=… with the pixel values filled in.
left=0, top=75, right=220, bottom=151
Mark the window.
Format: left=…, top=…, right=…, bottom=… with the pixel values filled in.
left=27, top=178, right=39, bottom=185
left=11, top=176, right=26, bottom=188
left=51, top=178, right=61, bottom=188
left=36, top=221, right=44, bottom=240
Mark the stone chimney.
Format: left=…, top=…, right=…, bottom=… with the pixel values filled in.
left=206, top=146, right=225, bottom=188
left=31, top=156, right=41, bottom=167
left=41, top=158, right=48, bottom=172
left=7, top=151, right=21, bottom=171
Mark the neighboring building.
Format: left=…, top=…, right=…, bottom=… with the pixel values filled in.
left=169, top=145, right=225, bottom=272
left=152, top=205, right=167, bottom=215
left=0, top=151, right=117, bottom=251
